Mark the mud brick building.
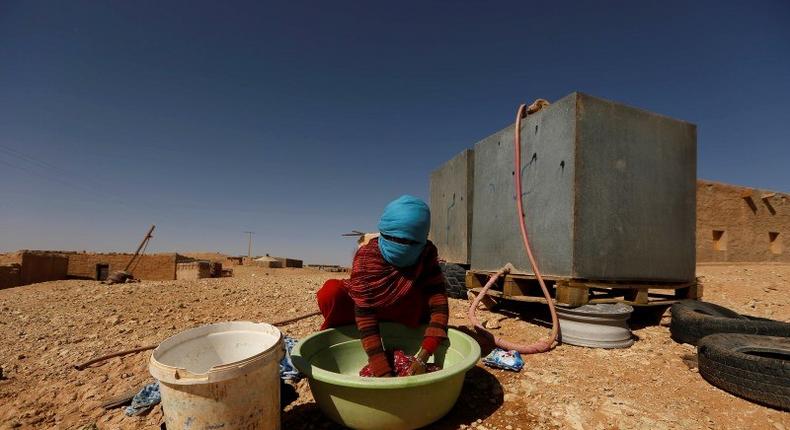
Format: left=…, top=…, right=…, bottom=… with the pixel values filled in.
left=0, top=251, right=68, bottom=289
left=176, top=261, right=212, bottom=280
left=274, top=257, right=303, bottom=268
left=225, top=256, right=243, bottom=266
left=696, top=180, right=789, bottom=263
left=181, top=252, right=243, bottom=268
left=0, top=264, right=21, bottom=289
left=63, top=252, right=187, bottom=280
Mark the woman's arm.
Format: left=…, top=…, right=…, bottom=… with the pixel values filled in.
left=421, top=247, right=450, bottom=341
left=355, top=305, right=393, bottom=377
left=408, top=246, right=449, bottom=375
left=347, top=243, right=393, bottom=377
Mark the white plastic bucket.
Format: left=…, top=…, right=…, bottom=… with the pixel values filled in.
left=149, top=321, right=284, bottom=430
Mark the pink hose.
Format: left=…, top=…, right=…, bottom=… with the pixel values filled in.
left=467, top=103, right=560, bottom=354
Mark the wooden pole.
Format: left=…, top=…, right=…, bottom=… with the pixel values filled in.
left=123, top=225, right=155, bottom=272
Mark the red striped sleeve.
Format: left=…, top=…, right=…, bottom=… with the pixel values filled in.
left=355, top=305, right=392, bottom=376
left=420, top=244, right=449, bottom=340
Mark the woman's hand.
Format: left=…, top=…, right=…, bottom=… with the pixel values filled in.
left=406, top=359, right=427, bottom=376
left=405, top=348, right=431, bottom=376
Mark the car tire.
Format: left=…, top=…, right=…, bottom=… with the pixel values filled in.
left=670, top=300, right=790, bottom=346
left=698, top=333, right=790, bottom=410
left=441, top=263, right=468, bottom=299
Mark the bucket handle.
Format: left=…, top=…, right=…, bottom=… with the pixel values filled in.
left=173, top=369, right=210, bottom=383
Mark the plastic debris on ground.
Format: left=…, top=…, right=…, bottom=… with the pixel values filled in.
left=280, top=335, right=301, bottom=381
left=482, top=348, right=524, bottom=372
left=125, top=381, right=161, bottom=416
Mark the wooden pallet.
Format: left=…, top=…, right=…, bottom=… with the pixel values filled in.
left=465, top=270, right=701, bottom=307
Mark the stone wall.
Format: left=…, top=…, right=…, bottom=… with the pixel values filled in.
left=697, top=180, right=789, bottom=263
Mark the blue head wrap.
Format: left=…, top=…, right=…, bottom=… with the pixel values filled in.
left=377, top=195, right=431, bottom=268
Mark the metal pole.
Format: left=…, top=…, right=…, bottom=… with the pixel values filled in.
left=244, top=231, right=255, bottom=259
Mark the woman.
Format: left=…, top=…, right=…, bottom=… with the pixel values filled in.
left=317, top=195, right=449, bottom=377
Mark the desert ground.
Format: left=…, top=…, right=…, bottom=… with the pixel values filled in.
left=0, top=264, right=788, bottom=430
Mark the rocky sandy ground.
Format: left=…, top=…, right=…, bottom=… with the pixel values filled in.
left=0, top=264, right=788, bottom=430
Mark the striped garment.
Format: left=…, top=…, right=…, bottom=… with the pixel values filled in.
left=348, top=238, right=449, bottom=377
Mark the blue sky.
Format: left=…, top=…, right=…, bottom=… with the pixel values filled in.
left=1, top=1, right=788, bottom=264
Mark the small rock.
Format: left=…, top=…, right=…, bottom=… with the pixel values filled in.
left=484, top=319, right=501, bottom=330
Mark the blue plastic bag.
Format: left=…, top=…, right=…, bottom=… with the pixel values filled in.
left=124, top=381, right=161, bottom=416
left=482, top=348, right=524, bottom=372
left=279, top=335, right=301, bottom=381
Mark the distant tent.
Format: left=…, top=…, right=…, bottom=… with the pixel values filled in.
left=254, top=254, right=282, bottom=268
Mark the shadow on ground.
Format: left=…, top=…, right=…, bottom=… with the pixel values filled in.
left=472, top=296, right=673, bottom=331
left=428, top=365, right=504, bottom=429
left=280, top=366, right=504, bottom=429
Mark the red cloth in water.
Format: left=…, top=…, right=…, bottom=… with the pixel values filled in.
left=359, top=350, right=442, bottom=377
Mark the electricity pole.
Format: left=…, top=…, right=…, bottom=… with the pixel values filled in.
left=244, top=231, right=255, bottom=259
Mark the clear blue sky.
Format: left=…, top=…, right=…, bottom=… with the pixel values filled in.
left=1, top=1, right=788, bottom=264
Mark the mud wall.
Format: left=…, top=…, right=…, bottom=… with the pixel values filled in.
left=0, top=264, right=21, bottom=289
left=19, top=253, right=68, bottom=285
left=176, top=261, right=211, bottom=280
left=697, top=180, right=789, bottom=263
left=180, top=252, right=228, bottom=263
left=0, top=252, right=67, bottom=287
left=66, top=253, right=178, bottom=280
left=275, top=257, right=303, bottom=268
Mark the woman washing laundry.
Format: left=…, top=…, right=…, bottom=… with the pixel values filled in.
left=317, top=195, right=449, bottom=377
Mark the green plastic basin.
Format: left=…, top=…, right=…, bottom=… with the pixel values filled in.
left=291, top=323, right=481, bottom=430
